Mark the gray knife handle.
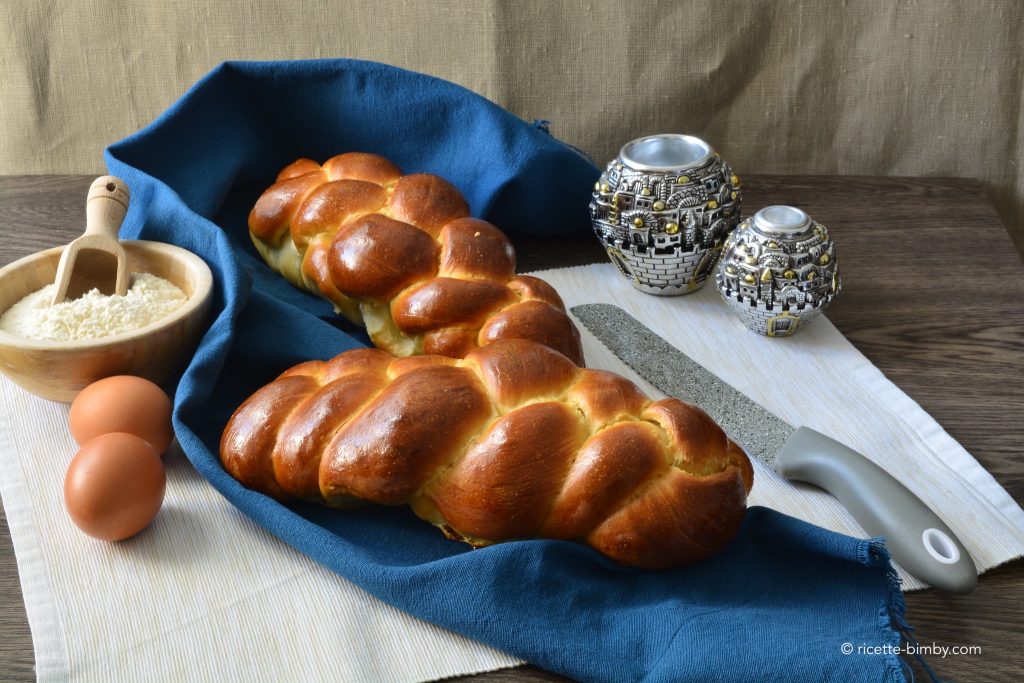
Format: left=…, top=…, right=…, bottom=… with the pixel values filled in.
left=776, top=427, right=977, bottom=594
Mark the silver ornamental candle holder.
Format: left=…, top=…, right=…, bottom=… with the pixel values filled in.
left=589, top=134, right=742, bottom=296
left=715, top=205, right=841, bottom=337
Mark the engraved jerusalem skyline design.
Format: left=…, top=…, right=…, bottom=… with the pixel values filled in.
left=715, top=214, right=841, bottom=337
left=589, top=152, right=741, bottom=295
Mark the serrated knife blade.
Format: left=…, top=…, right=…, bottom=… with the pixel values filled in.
left=572, top=303, right=976, bottom=594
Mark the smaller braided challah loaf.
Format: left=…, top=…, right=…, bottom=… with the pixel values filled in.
left=248, top=153, right=583, bottom=365
left=221, top=340, right=753, bottom=569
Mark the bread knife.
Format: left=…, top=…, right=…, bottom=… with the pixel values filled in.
left=572, top=303, right=977, bottom=594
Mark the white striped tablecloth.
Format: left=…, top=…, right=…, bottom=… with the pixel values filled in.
left=1, top=262, right=1022, bottom=681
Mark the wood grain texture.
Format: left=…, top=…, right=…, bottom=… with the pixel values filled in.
left=0, top=239, right=213, bottom=401
left=1, top=174, right=1022, bottom=682
left=50, top=175, right=132, bottom=303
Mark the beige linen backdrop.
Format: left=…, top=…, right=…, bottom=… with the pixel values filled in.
left=2, top=0, right=1022, bottom=254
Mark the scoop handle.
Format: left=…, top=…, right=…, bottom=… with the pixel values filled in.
left=84, top=176, right=130, bottom=238
left=776, top=426, right=977, bottom=594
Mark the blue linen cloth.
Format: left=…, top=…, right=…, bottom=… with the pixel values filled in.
left=105, top=60, right=908, bottom=683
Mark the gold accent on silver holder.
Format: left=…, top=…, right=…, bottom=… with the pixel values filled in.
left=715, top=205, right=841, bottom=337
left=589, top=134, right=742, bottom=296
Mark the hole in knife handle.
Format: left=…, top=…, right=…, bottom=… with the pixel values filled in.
left=922, top=528, right=960, bottom=564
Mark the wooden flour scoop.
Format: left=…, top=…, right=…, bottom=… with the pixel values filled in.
left=51, top=176, right=131, bottom=305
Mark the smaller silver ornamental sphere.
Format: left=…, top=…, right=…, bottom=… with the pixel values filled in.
left=715, top=206, right=841, bottom=337
left=589, top=134, right=742, bottom=296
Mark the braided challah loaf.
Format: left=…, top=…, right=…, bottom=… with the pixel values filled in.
left=248, top=153, right=584, bottom=365
left=221, top=339, right=753, bottom=569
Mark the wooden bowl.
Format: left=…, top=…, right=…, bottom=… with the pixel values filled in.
left=0, top=241, right=213, bottom=402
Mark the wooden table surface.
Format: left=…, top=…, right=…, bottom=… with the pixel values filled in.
left=1, top=174, right=1022, bottom=682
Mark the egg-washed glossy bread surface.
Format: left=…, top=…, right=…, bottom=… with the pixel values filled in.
left=248, top=153, right=584, bottom=364
left=220, top=340, right=753, bottom=569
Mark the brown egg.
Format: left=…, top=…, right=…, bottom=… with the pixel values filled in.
left=64, top=432, right=166, bottom=542
left=69, top=375, right=173, bottom=453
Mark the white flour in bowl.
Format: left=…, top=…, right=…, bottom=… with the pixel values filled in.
left=0, top=272, right=187, bottom=341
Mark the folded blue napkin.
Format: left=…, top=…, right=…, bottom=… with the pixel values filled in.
left=105, top=60, right=909, bottom=683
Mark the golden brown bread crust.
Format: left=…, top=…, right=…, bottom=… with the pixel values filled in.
left=220, top=340, right=754, bottom=569
left=248, top=153, right=584, bottom=364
